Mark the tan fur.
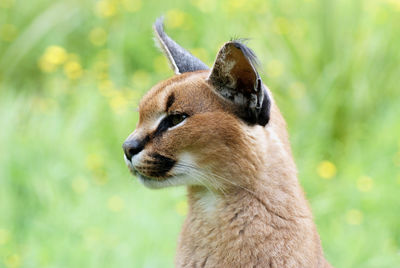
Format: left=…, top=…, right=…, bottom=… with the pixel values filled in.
left=126, top=71, right=332, bottom=267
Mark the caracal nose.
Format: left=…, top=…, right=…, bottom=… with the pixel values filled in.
left=123, top=139, right=144, bottom=161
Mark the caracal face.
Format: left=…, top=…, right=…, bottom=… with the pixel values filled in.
left=123, top=71, right=265, bottom=190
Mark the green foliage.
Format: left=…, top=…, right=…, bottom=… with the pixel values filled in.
left=1, top=0, right=400, bottom=267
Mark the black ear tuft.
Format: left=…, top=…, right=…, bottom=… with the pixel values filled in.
left=153, top=17, right=209, bottom=74
left=229, top=39, right=260, bottom=68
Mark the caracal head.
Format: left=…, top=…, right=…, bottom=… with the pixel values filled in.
left=123, top=18, right=271, bottom=190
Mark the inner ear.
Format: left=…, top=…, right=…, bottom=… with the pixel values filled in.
left=209, top=42, right=258, bottom=95
left=207, top=41, right=270, bottom=126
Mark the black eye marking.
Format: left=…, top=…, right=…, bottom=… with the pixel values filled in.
left=166, top=93, right=175, bottom=111
left=148, top=153, right=176, bottom=177
left=153, top=112, right=189, bottom=137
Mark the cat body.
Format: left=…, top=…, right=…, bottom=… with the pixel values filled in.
left=123, top=18, right=331, bottom=268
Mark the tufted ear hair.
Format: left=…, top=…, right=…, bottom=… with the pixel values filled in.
left=153, top=17, right=209, bottom=75
left=207, top=41, right=271, bottom=126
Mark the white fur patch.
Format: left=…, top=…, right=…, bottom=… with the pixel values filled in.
left=169, top=118, right=187, bottom=131
left=130, top=149, right=145, bottom=167
left=150, top=113, right=167, bottom=131
left=266, top=127, right=285, bottom=154
left=170, top=153, right=202, bottom=186
left=138, top=174, right=190, bottom=189
left=124, top=154, right=134, bottom=170
left=196, top=190, right=218, bottom=215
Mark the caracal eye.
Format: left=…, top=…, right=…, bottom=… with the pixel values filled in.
left=169, top=113, right=188, bottom=127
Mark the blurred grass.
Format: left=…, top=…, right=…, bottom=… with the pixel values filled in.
left=1, top=0, right=400, bottom=267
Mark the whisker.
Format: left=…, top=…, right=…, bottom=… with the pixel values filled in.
left=177, top=161, right=256, bottom=197
left=174, top=163, right=218, bottom=197
left=176, top=162, right=228, bottom=196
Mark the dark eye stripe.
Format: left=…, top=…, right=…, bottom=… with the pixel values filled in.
left=153, top=115, right=172, bottom=137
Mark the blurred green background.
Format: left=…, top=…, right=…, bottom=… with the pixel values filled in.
left=1, top=0, right=400, bottom=267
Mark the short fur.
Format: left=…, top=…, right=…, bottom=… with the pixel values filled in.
left=123, top=19, right=332, bottom=268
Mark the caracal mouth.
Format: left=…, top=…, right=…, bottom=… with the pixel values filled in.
left=124, top=153, right=176, bottom=187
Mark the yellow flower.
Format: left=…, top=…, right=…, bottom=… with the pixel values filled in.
left=38, top=58, right=57, bottom=73
left=346, top=209, right=363, bottom=225
left=85, top=153, right=104, bottom=171
left=0, top=228, right=11, bottom=245
left=5, top=253, right=21, bottom=268
left=166, top=9, right=187, bottom=29
left=175, top=200, right=188, bottom=216
left=71, top=177, right=88, bottom=194
left=43, top=46, right=68, bottom=65
left=95, top=0, right=118, bottom=18
left=266, top=59, right=284, bottom=78
left=38, top=46, right=68, bottom=73
left=356, top=176, right=373, bottom=192
left=64, top=61, right=83, bottom=80
left=317, top=161, right=337, bottom=179
left=121, top=0, right=142, bottom=13
left=109, top=92, right=128, bottom=115
left=0, top=24, right=18, bottom=42
left=89, top=27, right=107, bottom=46
left=107, top=195, right=125, bottom=212
left=226, top=0, right=245, bottom=11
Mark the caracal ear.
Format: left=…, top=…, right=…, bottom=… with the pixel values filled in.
left=153, top=17, right=209, bottom=75
left=207, top=41, right=271, bottom=126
